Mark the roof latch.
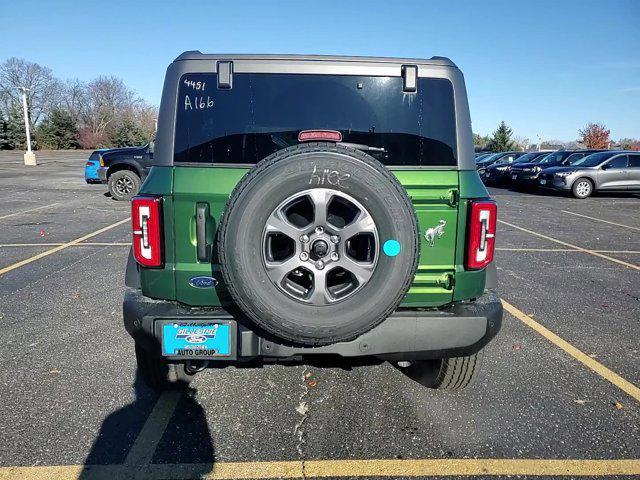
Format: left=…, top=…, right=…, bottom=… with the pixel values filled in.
left=402, top=64, right=418, bottom=93
left=217, top=61, right=233, bottom=89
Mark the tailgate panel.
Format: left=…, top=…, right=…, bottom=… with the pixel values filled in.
left=171, top=167, right=459, bottom=308
left=172, top=166, right=249, bottom=306
left=393, top=170, right=459, bottom=306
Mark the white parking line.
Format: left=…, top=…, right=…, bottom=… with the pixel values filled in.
left=561, top=210, right=640, bottom=232
left=498, top=220, right=640, bottom=271
left=0, top=203, right=60, bottom=220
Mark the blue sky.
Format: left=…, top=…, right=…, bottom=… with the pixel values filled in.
left=2, top=0, right=639, bottom=142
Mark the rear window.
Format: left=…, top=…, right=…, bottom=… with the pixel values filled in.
left=514, top=152, right=542, bottom=163
left=89, top=151, right=101, bottom=161
left=538, top=151, right=565, bottom=164
left=174, top=73, right=457, bottom=167
left=572, top=151, right=615, bottom=167
left=565, top=153, right=586, bottom=164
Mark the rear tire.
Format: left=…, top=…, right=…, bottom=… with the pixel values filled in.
left=108, top=170, right=141, bottom=201
left=398, top=350, right=484, bottom=390
left=571, top=178, right=593, bottom=199
left=135, top=344, right=194, bottom=392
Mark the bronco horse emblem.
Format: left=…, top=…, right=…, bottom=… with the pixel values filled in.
left=424, top=220, right=446, bottom=247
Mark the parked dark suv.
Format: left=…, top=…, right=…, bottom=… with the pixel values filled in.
left=123, top=52, right=502, bottom=392
left=476, top=151, right=525, bottom=173
left=510, top=149, right=603, bottom=189
left=482, top=151, right=548, bottom=186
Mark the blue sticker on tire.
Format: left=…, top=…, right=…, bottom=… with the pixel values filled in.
left=383, top=239, right=401, bottom=257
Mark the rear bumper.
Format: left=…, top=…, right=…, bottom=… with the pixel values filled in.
left=123, top=288, right=503, bottom=363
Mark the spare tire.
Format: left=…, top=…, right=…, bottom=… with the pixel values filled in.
left=218, top=143, right=419, bottom=346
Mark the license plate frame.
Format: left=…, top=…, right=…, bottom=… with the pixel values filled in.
left=157, top=318, right=237, bottom=360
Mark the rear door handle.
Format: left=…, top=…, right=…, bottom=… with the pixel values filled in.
left=196, top=203, right=210, bottom=262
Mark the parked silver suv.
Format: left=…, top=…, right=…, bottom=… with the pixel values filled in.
left=538, top=151, right=640, bottom=198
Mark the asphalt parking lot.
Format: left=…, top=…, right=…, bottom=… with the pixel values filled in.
left=0, top=154, right=638, bottom=479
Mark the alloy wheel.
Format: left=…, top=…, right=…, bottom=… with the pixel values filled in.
left=262, top=189, right=379, bottom=305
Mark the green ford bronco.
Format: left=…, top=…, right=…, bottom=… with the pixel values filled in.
left=124, top=52, right=502, bottom=392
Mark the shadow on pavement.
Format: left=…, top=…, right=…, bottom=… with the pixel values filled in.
left=80, top=369, right=214, bottom=479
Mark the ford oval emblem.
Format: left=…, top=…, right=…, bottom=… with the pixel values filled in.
left=185, top=334, right=207, bottom=344
left=188, top=276, right=217, bottom=289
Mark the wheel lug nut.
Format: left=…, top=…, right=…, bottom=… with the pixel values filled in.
left=330, top=235, right=339, bottom=244
left=315, top=260, right=325, bottom=270
left=300, top=252, right=309, bottom=261
left=300, top=234, right=309, bottom=243
left=330, top=252, right=339, bottom=261
left=315, top=226, right=324, bottom=234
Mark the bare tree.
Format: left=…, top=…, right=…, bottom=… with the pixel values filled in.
left=0, top=57, right=157, bottom=149
left=617, top=138, right=640, bottom=151
left=541, top=139, right=571, bottom=150
left=61, top=79, right=85, bottom=121
left=131, top=102, right=158, bottom=140
left=76, top=76, right=139, bottom=147
left=513, top=135, right=530, bottom=151
left=0, top=57, right=60, bottom=124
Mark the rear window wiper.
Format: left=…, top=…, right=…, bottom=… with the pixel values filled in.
left=338, top=142, right=386, bottom=153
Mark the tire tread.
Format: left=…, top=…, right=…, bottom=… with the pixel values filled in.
left=432, top=351, right=483, bottom=390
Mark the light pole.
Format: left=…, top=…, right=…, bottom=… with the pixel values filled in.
left=18, top=87, right=37, bottom=166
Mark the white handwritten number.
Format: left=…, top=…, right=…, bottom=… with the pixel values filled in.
left=308, top=165, right=351, bottom=187
left=183, top=79, right=207, bottom=91
left=184, top=95, right=214, bottom=111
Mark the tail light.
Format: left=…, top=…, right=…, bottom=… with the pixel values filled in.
left=131, top=196, right=163, bottom=267
left=466, top=200, right=497, bottom=270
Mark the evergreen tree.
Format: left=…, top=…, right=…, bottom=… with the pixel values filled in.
left=36, top=108, right=79, bottom=149
left=113, top=118, right=147, bottom=147
left=0, top=114, right=10, bottom=150
left=5, top=103, right=27, bottom=150
left=488, top=121, right=516, bottom=152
